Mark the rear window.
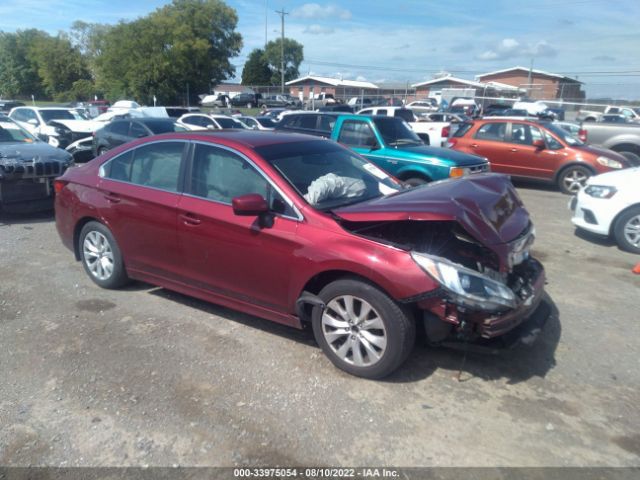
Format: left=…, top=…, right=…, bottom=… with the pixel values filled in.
left=394, top=109, right=416, bottom=122
left=452, top=122, right=473, bottom=137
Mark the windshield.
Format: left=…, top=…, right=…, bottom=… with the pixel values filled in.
left=216, top=117, right=244, bottom=128
left=544, top=122, right=584, bottom=146
left=256, top=140, right=402, bottom=210
left=373, top=117, right=422, bottom=146
left=40, top=109, right=86, bottom=122
left=0, top=119, right=37, bottom=143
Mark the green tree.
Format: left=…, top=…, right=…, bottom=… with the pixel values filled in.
left=0, top=29, right=48, bottom=98
left=263, top=37, right=303, bottom=86
left=29, top=32, right=92, bottom=100
left=95, top=0, right=242, bottom=104
left=241, top=48, right=272, bottom=85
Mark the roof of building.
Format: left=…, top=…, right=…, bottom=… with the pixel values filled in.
left=285, top=75, right=378, bottom=89
left=411, top=75, right=486, bottom=89
left=476, top=66, right=583, bottom=83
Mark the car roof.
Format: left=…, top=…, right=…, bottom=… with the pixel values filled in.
left=147, top=130, right=331, bottom=150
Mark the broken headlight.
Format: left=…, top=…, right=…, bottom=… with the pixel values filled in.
left=411, top=252, right=517, bottom=311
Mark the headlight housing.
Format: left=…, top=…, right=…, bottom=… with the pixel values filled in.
left=449, top=166, right=470, bottom=178
left=411, top=252, right=517, bottom=312
left=596, top=156, right=623, bottom=169
left=584, top=185, right=617, bottom=199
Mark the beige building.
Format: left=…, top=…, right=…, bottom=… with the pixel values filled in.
left=476, top=66, right=585, bottom=102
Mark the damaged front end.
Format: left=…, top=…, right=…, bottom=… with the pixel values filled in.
left=334, top=174, right=550, bottom=351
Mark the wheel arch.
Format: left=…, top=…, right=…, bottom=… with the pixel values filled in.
left=552, top=161, right=596, bottom=183
left=609, top=202, right=640, bottom=236
left=73, top=216, right=103, bottom=260
left=296, top=269, right=407, bottom=324
left=394, top=168, right=432, bottom=183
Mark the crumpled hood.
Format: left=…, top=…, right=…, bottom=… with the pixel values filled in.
left=0, top=142, right=72, bottom=163
left=49, top=119, right=103, bottom=133
left=333, top=173, right=530, bottom=246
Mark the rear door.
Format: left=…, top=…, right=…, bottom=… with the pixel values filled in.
left=106, top=120, right=131, bottom=149
left=98, top=140, right=187, bottom=279
left=463, top=121, right=510, bottom=171
left=176, top=142, right=301, bottom=312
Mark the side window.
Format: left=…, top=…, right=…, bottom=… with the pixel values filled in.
left=298, top=115, right=317, bottom=130
left=474, top=122, right=506, bottom=141
left=129, top=141, right=184, bottom=191
left=318, top=115, right=335, bottom=133
left=621, top=109, right=633, bottom=119
left=110, top=121, right=130, bottom=136
left=510, top=123, right=543, bottom=146
left=544, top=131, right=563, bottom=150
left=337, top=121, right=377, bottom=148
left=182, top=116, right=201, bottom=126
left=377, top=109, right=388, bottom=116
left=190, top=144, right=269, bottom=204
left=130, top=122, right=148, bottom=138
left=11, top=109, right=27, bottom=122
left=189, top=144, right=296, bottom=217
left=104, top=150, right=135, bottom=181
left=360, top=109, right=373, bottom=115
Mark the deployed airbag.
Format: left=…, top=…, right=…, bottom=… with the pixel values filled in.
left=304, top=173, right=366, bottom=205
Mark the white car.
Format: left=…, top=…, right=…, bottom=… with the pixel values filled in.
left=357, top=106, right=450, bottom=146
left=9, top=106, right=103, bottom=148
left=176, top=113, right=248, bottom=131
left=570, top=167, right=640, bottom=253
left=237, top=116, right=276, bottom=130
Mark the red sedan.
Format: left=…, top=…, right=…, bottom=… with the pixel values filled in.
left=55, top=131, right=550, bottom=378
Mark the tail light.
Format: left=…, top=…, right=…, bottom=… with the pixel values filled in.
left=578, top=128, right=587, bottom=143
left=442, top=126, right=450, bottom=138
left=53, top=179, right=68, bottom=195
left=447, top=137, right=457, bottom=148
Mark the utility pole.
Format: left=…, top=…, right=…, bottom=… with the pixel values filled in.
left=526, top=58, right=534, bottom=98
left=264, top=0, right=268, bottom=48
left=276, top=8, right=288, bottom=94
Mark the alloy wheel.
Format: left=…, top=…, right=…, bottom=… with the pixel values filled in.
left=623, top=214, right=640, bottom=248
left=321, top=295, right=387, bottom=367
left=83, top=231, right=114, bottom=281
left=562, top=169, right=589, bottom=193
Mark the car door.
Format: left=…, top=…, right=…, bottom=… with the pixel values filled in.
left=97, top=140, right=187, bottom=279
left=466, top=121, right=510, bottom=172
left=176, top=142, right=301, bottom=312
left=105, top=120, right=131, bottom=149
left=506, top=123, right=558, bottom=179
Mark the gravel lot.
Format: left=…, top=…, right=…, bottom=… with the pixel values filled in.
left=1, top=182, right=639, bottom=468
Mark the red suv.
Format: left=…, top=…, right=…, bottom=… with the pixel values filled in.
left=55, top=131, right=550, bottom=378
left=449, top=119, right=630, bottom=194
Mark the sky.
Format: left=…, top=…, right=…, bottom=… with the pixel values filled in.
left=1, top=0, right=639, bottom=99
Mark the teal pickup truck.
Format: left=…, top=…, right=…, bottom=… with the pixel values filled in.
left=330, top=114, right=489, bottom=186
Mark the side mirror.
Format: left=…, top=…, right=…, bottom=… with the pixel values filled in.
left=206, top=124, right=216, bottom=130
left=533, top=139, right=545, bottom=149
left=27, top=118, right=39, bottom=126
left=232, top=193, right=268, bottom=216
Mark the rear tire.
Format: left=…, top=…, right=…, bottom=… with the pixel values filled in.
left=613, top=206, right=640, bottom=254
left=79, top=221, right=130, bottom=289
left=557, top=165, right=592, bottom=195
left=312, top=278, right=415, bottom=379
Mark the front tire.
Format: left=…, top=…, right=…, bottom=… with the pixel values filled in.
left=79, top=221, right=129, bottom=289
left=619, top=151, right=640, bottom=167
left=613, top=206, right=640, bottom=254
left=557, top=165, right=592, bottom=195
left=312, top=278, right=415, bottom=379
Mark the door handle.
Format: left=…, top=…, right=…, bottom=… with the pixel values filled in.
left=179, top=213, right=201, bottom=226
left=470, top=144, right=478, bottom=148
left=511, top=148, right=518, bottom=152
left=104, top=193, right=120, bottom=203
